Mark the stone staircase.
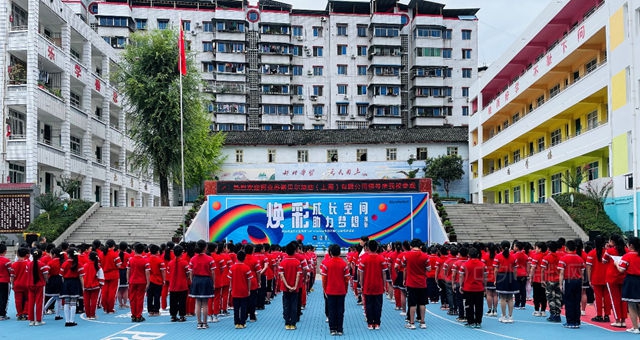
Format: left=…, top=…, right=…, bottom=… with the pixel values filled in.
left=445, top=203, right=583, bottom=243
left=63, top=206, right=187, bottom=246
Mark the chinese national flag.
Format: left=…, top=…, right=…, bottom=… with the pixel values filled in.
left=178, top=23, right=187, bottom=75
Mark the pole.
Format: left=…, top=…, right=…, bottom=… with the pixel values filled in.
left=179, top=24, right=186, bottom=237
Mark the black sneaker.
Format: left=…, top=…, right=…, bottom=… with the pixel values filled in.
left=591, top=316, right=604, bottom=322
left=603, top=315, right=610, bottom=322
left=171, top=317, right=178, bottom=322
left=54, top=316, right=64, bottom=321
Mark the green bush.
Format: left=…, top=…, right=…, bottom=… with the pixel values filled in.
left=555, top=193, right=622, bottom=237
left=27, top=200, right=94, bottom=241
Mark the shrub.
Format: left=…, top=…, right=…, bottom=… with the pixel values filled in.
left=27, top=200, right=93, bottom=241
left=555, top=192, right=621, bottom=237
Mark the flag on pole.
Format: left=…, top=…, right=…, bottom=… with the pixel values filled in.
left=178, top=21, right=187, bottom=75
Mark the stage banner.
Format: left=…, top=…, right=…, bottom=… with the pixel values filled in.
left=203, top=192, right=429, bottom=247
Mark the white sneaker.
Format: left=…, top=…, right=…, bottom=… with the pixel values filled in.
left=491, top=311, right=498, bottom=317
left=506, top=316, right=514, bottom=323
left=499, top=316, right=507, bottom=323
left=29, top=321, right=35, bottom=326
left=626, top=328, right=640, bottom=334
left=399, top=311, right=406, bottom=316
left=532, top=311, right=540, bottom=317
left=35, top=321, right=46, bottom=326
left=210, top=316, right=219, bottom=323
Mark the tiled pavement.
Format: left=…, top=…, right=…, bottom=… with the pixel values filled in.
left=0, top=280, right=629, bottom=340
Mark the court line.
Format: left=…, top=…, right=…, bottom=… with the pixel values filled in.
left=425, top=309, right=523, bottom=340
left=100, top=324, right=140, bottom=340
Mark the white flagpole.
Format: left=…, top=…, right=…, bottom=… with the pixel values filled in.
left=180, top=20, right=186, bottom=237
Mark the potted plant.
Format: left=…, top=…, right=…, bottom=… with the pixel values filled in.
left=8, top=63, right=26, bottom=84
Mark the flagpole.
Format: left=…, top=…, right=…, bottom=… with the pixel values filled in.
left=179, top=20, right=186, bottom=237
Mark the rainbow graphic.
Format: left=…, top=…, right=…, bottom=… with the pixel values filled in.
left=208, top=193, right=429, bottom=247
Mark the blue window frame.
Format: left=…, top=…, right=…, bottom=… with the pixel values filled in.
left=462, top=49, right=472, bottom=59
left=313, top=105, right=323, bottom=116
left=202, top=41, right=213, bottom=52
left=182, top=21, right=190, bottom=31
left=357, top=85, right=367, bottom=95
left=337, top=84, right=347, bottom=95
left=203, top=21, right=213, bottom=32
left=462, top=30, right=472, bottom=40
left=462, top=68, right=472, bottom=78
left=442, top=49, right=452, bottom=59
left=313, top=27, right=322, bottom=37
left=293, top=104, right=304, bottom=115
left=293, top=65, right=303, bottom=75
left=313, top=46, right=323, bottom=57
left=357, top=66, right=367, bottom=75
left=136, top=19, right=147, bottom=30
left=337, top=104, right=348, bottom=115
left=337, top=45, right=347, bottom=55
left=337, top=65, right=347, bottom=75
left=357, top=45, right=367, bottom=56
left=313, top=66, right=323, bottom=76
left=357, top=104, right=367, bottom=116
left=357, top=25, right=367, bottom=37
left=293, top=26, right=303, bottom=37
left=337, top=24, right=347, bottom=36
left=157, top=20, right=168, bottom=30
left=462, top=106, right=469, bottom=116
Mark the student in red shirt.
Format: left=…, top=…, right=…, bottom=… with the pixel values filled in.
left=210, top=242, right=226, bottom=320
left=443, top=246, right=459, bottom=316
left=321, top=244, right=349, bottom=336
left=482, top=243, right=498, bottom=316
left=26, top=249, right=49, bottom=326
left=358, top=240, right=387, bottom=330
left=452, top=246, right=469, bottom=323
left=244, top=244, right=262, bottom=323
left=513, top=242, right=529, bottom=309
left=147, top=244, right=166, bottom=317
left=528, top=242, right=548, bottom=317
left=116, top=242, right=130, bottom=310
left=10, top=247, right=30, bottom=321
left=493, top=240, right=517, bottom=323
left=100, top=239, right=122, bottom=314
left=229, top=250, right=253, bottom=329
left=279, top=242, right=302, bottom=330
left=189, top=240, right=215, bottom=330
left=587, top=235, right=611, bottom=322
left=81, top=251, right=104, bottom=320
left=127, top=243, right=150, bottom=323
left=558, top=240, right=585, bottom=328
left=60, top=247, right=83, bottom=327
left=0, top=243, right=11, bottom=321
left=435, top=245, right=450, bottom=311
left=617, top=236, right=640, bottom=334
left=401, top=238, right=430, bottom=329
left=541, top=241, right=561, bottom=323
left=603, top=234, right=628, bottom=327
left=460, top=247, right=487, bottom=328
left=167, top=245, right=189, bottom=322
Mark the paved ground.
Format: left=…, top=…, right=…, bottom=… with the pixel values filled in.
left=0, top=280, right=630, bottom=340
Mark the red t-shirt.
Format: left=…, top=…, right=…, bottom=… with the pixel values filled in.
left=167, top=257, right=190, bottom=292
left=558, top=253, right=585, bottom=280
left=263, top=253, right=275, bottom=280
left=0, top=256, right=10, bottom=283
left=401, top=249, right=430, bottom=288
left=493, top=253, right=516, bottom=273
left=358, top=253, right=387, bottom=295
left=427, top=254, right=438, bottom=279
left=586, top=248, right=607, bottom=285
left=278, top=256, right=302, bottom=292
left=47, top=258, right=62, bottom=277
left=444, top=257, right=458, bottom=282
left=60, top=259, right=83, bottom=280
left=148, top=254, right=165, bottom=285
left=320, top=256, right=349, bottom=295
left=244, top=254, right=262, bottom=289
left=81, top=263, right=104, bottom=290
left=128, top=254, right=150, bottom=285
left=189, top=253, right=215, bottom=277
left=514, top=251, right=529, bottom=277
left=228, top=262, right=253, bottom=298
left=220, top=253, right=232, bottom=287
left=541, top=252, right=560, bottom=282
left=11, top=259, right=30, bottom=290
left=436, top=255, right=448, bottom=280
left=460, top=259, right=486, bottom=292
left=603, top=247, right=628, bottom=285
left=452, top=258, right=468, bottom=283
left=481, top=253, right=495, bottom=282
left=99, top=249, right=122, bottom=281
left=619, top=252, right=640, bottom=276
left=27, top=260, right=49, bottom=288
left=529, top=251, right=546, bottom=283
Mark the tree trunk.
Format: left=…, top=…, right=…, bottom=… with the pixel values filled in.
left=159, top=172, right=170, bottom=206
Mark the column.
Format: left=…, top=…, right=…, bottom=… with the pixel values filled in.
left=60, top=23, right=71, bottom=178
left=24, top=0, right=40, bottom=184
left=101, top=58, right=110, bottom=207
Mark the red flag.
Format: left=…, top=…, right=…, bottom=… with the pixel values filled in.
left=5, top=124, right=10, bottom=137
left=178, top=22, right=187, bottom=75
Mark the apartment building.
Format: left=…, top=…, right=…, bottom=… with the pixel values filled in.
left=2, top=0, right=159, bottom=206
left=469, top=0, right=639, bottom=233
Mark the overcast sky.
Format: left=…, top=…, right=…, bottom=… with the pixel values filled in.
left=278, top=0, right=553, bottom=66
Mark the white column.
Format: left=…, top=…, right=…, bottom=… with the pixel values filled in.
left=60, top=23, right=71, bottom=179
left=24, top=0, right=40, bottom=184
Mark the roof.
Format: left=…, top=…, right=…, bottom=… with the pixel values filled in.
left=408, top=0, right=479, bottom=18
left=222, top=126, right=468, bottom=146
left=0, top=183, right=37, bottom=191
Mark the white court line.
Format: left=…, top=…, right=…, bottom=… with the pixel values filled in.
left=425, top=309, right=523, bottom=340
left=100, top=324, right=140, bottom=340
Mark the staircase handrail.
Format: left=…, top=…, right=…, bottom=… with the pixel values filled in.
left=53, top=202, right=101, bottom=245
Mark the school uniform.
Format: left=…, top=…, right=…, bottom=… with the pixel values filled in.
left=443, top=256, right=458, bottom=314
left=228, top=262, right=253, bottom=327
left=358, top=252, right=387, bottom=327
left=27, top=260, right=49, bottom=323
left=11, top=259, right=31, bottom=318
left=279, top=255, right=302, bottom=328
left=321, top=256, right=349, bottom=334
left=211, top=253, right=227, bottom=316
left=60, top=259, right=84, bottom=325
left=493, top=253, right=518, bottom=296
left=586, top=248, right=610, bottom=319
left=559, top=252, right=585, bottom=327
left=619, top=251, right=640, bottom=303
left=460, top=258, right=487, bottom=326
left=147, top=254, right=165, bottom=314
left=402, top=249, right=430, bottom=309
left=603, top=247, right=628, bottom=322
left=0, top=255, right=11, bottom=320
left=541, top=252, right=561, bottom=321
left=529, top=251, right=547, bottom=313
left=81, top=263, right=104, bottom=319
left=127, top=254, right=150, bottom=320
left=99, top=249, right=122, bottom=313
left=452, top=257, right=468, bottom=319
left=189, top=253, right=215, bottom=299
left=514, top=251, right=530, bottom=308
left=167, top=256, right=190, bottom=320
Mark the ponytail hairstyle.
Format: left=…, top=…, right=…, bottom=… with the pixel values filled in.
left=487, top=242, right=496, bottom=260
left=575, top=238, right=584, bottom=257
left=32, top=249, right=42, bottom=284
left=119, top=241, right=128, bottom=263
left=611, top=234, right=627, bottom=256
left=500, top=240, right=511, bottom=259
left=89, top=251, right=100, bottom=272
left=68, top=247, right=79, bottom=272
left=627, top=236, right=640, bottom=256
left=164, top=241, right=175, bottom=261
left=173, top=245, right=184, bottom=280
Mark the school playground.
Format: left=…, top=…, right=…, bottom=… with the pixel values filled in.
left=0, top=280, right=631, bottom=340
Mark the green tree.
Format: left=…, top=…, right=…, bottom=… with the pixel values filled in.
left=34, top=192, right=61, bottom=220
left=561, top=166, right=585, bottom=192
left=115, top=29, right=225, bottom=206
left=423, top=154, right=464, bottom=197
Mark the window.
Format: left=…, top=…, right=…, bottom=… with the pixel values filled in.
left=503, top=155, right=509, bottom=167
left=461, top=29, right=471, bottom=40
left=293, top=65, right=303, bottom=75
left=462, top=49, right=472, bottom=59
left=537, top=137, right=545, bottom=151
left=586, top=58, right=598, bottom=73
left=313, top=105, right=323, bottom=116
left=95, top=146, right=103, bottom=163
left=386, top=148, right=397, bottom=161
left=8, top=163, right=25, bottom=183
left=203, top=21, right=213, bottom=32
left=99, top=16, right=129, bottom=27
left=513, top=186, right=521, bottom=203
left=551, top=173, right=562, bottom=197
left=512, top=112, right=520, bottom=123
left=536, top=95, right=545, bottom=107
left=443, top=29, right=452, bottom=39
left=442, top=49, right=452, bottom=59
left=267, top=149, right=276, bottom=163
left=357, top=85, right=367, bottom=95
left=357, top=65, right=367, bottom=75
left=462, top=68, right=472, bottom=78
left=462, top=87, right=469, bottom=97
left=297, top=150, right=309, bottom=162
left=587, top=161, right=599, bottom=180
left=202, top=41, right=213, bottom=52
left=551, top=129, right=562, bottom=146
left=537, top=178, right=546, bottom=203
left=549, top=83, right=560, bottom=98
left=292, top=124, right=304, bottom=130
left=416, top=47, right=441, bottom=57
left=136, top=19, right=147, bottom=30
left=70, top=136, right=81, bottom=156
left=313, top=46, right=323, bottom=56
left=462, top=107, right=469, bottom=116
left=337, top=44, right=347, bottom=55
left=504, top=190, right=509, bottom=204
left=357, top=25, right=367, bottom=37
left=373, top=26, right=399, bottom=37
left=313, top=26, right=323, bottom=37
left=357, top=148, right=367, bottom=162
left=357, top=104, right=367, bottom=116
left=157, top=19, right=169, bottom=30
left=313, top=124, right=324, bottom=130
left=7, top=109, right=25, bottom=139
left=313, top=66, right=323, bottom=76
left=513, top=150, right=521, bottom=163
left=337, top=84, right=347, bottom=95
left=587, top=110, right=598, bottom=130
left=292, top=104, right=304, bottom=115
left=234, top=150, right=243, bottom=162
left=203, top=62, right=214, bottom=72
left=182, top=21, right=190, bottom=31
left=447, top=147, right=458, bottom=156
left=625, top=173, right=634, bottom=190
left=357, top=45, right=367, bottom=56
left=337, top=65, right=347, bottom=75
left=312, top=85, right=323, bottom=96
left=70, top=92, right=81, bottom=108
left=327, top=149, right=338, bottom=162
left=292, top=26, right=303, bottom=37
left=416, top=147, right=428, bottom=160
left=337, top=24, right=347, bottom=36
left=337, top=104, right=348, bottom=115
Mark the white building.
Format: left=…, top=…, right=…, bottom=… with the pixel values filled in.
left=1, top=0, right=160, bottom=206
left=469, top=0, right=639, bottom=234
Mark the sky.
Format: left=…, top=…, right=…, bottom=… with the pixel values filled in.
left=279, top=0, right=554, bottom=66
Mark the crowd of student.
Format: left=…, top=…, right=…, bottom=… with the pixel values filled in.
left=1, top=233, right=640, bottom=336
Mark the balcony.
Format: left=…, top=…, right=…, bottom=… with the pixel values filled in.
left=70, top=106, right=88, bottom=130
left=7, top=30, right=27, bottom=51
left=37, top=87, right=65, bottom=121
left=38, top=34, right=66, bottom=70
left=38, top=142, right=65, bottom=170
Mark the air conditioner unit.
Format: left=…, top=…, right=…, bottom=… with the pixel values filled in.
left=306, top=51, right=312, bottom=56
left=310, top=95, right=317, bottom=101
left=351, top=54, right=356, bottom=60
left=320, top=17, right=327, bottom=22
left=298, top=95, right=304, bottom=100
left=296, top=36, right=304, bottom=41
left=350, top=114, right=356, bottom=119
left=315, top=116, right=321, bottom=120
left=307, top=70, right=313, bottom=76
left=343, top=95, right=349, bottom=100
left=447, top=96, right=453, bottom=102
left=304, top=45, right=309, bottom=50
left=191, top=31, right=197, bottom=36
left=195, top=22, right=202, bottom=28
